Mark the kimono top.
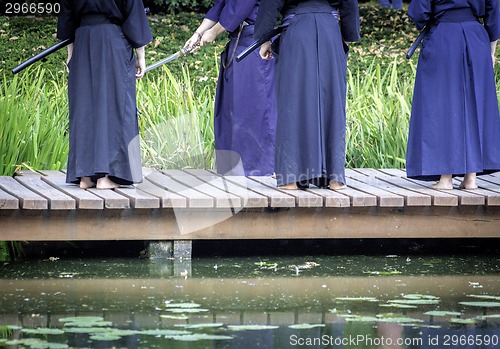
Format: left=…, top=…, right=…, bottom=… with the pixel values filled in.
left=408, top=0, right=500, bottom=41
left=57, top=0, right=152, bottom=48
left=254, top=0, right=360, bottom=42
left=205, top=0, right=259, bottom=33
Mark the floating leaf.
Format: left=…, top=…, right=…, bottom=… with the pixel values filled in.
left=468, top=295, right=500, bottom=301
left=344, top=316, right=379, bottom=322
left=288, top=324, right=326, bottom=329
left=22, top=328, right=65, bottom=335
left=227, top=325, right=279, bottom=331
left=380, top=304, right=417, bottom=309
left=377, top=317, right=424, bottom=323
left=141, top=329, right=191, bottom=336
left=403, top=294, right=439, bottom=300
left=165, top=308, right=209, bottom=313
left=459, top=302, right=500, bottom=308
left=424, top=311, right=462, bottom=317
left=89, top=334, right=121, bottom=341
left=388, top=299, right=440, bottom=305
left=335, top=297, right=379, bottom=302
left=168, top=333, right=233, bottom=341
left=58, top=316, right=104, bottom=323
left=160, top=314, right=189, bottom=320
left=174, top=323, right=224, bottom=329
left=450, top=318, right=477, bottom=325
left=165, top=302, right=201, bottom=308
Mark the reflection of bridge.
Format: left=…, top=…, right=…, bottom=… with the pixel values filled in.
left=1, top=275, right=499, bottom=327
left=1, top=168, right=500, bottom=257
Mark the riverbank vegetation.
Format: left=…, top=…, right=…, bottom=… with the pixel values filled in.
left=1, top=4, right=499, bottom=176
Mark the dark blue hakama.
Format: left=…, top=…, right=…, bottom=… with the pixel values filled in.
left=255, top=0, right=360, bottom=186
left=406, top=0, right=500, bottom=180
left=57, top=0, right=152, bottom=185
left=206, top=0, right=277, bottom=176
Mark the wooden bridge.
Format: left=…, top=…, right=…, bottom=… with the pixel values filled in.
left=1, top=168, right=499, bottom=257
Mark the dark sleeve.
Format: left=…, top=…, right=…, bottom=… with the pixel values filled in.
left=205, top=0, right=225, bottom=22
left=121, top=0, right=153, bottom=48
left=254, top=0, right=285, bottom=40
left=407, top=0, right=433, bottom=31
left=339, top=0, right=360, bottom=42
left=56, top=0, right=76, bottom=41
left=218, top=0, right=258, bottom=32
left=484, top=0, right=500, bottom=41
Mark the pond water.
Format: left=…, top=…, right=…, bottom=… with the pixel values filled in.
left=1, top=252, right=500, bottom=348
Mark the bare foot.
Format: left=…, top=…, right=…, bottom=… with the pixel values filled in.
left=278, top=182, right=298, bottom=190
left=431, top=174, right=453, bottom=190
left=459, top=173, right=477, bottom=190
left=329, top=180, right=347, bottom=191
left=96, top=176, right=120, bottom=190
left=80, top=176, right=95, bottom=189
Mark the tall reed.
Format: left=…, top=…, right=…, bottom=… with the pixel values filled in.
left=346, top=59, right=416, bottom=168
left=0, top=67, right=69, bottom=176
left=137, top=65, right=215, bottom=170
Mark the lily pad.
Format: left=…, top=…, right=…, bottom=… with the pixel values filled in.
left=335, top=297, right=379, bottom=302
left=165, top=302, right=201, bottom=308
left=89, top=334, right=121, bottom=341
left=468, top=295, right=500, bottom=301
left=459, top=301, right=500, bottom=308
left=450, top=318, right=477, bottom=325
left=227, top=325, right=279, bottom=331
left=168, top=333, right=233, bottom=341
left=21, top=328, right=65, bottom=335
left=174, top=323, right=225, bottom=329
left=344, top=316, right=379, bottom=322
left=141, top=329, right=192, bottom=336
left=403, top=294, right=439, bottom=300
left=388, top=299, right=440, bottom=305
left=379, top=304, right=417, bottom=309
left=288, top=324, right=326, bottom=329
left=424, top=311, right=462, bottom=317
left=377, top=317, right=424, bottom=323
left=165, top=308, right=209, bottom=313
left=58, top=316, right=104, bottom=323
left=160, top=314, right=189, bottom=320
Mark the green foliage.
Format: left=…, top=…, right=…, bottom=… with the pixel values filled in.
left=146, top=0, right=212, bottom=14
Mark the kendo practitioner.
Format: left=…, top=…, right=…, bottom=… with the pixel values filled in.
left=406, top=0, right=500, bottom=190
left=254, top=0, right=360, bottom=190
left=185, top=0, right=277, bottom=176
left=57, top=0, right=152, bottom=189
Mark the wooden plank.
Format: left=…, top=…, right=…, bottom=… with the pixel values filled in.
left=184, top=169, right=269, bottom=208
left=305, top=188, right=351, bottom=208
left=146, top=171, right=213, bottom=208
left=135, top=177, right=187, bottom=208
left=86, top=188, right=130, bottom=209
left=114, top=187, right=160, bottom=209
left=391, top=170, right=486, bottom=206
left=474, top=178, right=500, bottom=206
left=249, top=176, right=324, bottom=207
left=345, top=169, right=404, bottom=207
left=0, top=188, right=19, bottom=209
left=0, top=176, right=47, bottom=210
left=40, top=171, right=103, bottom=210
left=162, top=169, right=242, bottom=208
left=221, top=174, right=296, bottom=208
left=354, top=169, right=432, bottom=206
left=14, top=173, right=75, bottom=210
left=377, top=169, right=459, bottom=206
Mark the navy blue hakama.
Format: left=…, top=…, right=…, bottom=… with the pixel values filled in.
left=57, top=0, right=152, bottom=185
left=406, top=0, right=500, bottom=180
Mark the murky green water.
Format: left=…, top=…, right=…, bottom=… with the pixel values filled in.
left=1, top=255, right=500, bottom=348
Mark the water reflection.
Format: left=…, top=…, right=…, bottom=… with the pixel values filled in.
left=0, top=255, right=499, bottom=348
